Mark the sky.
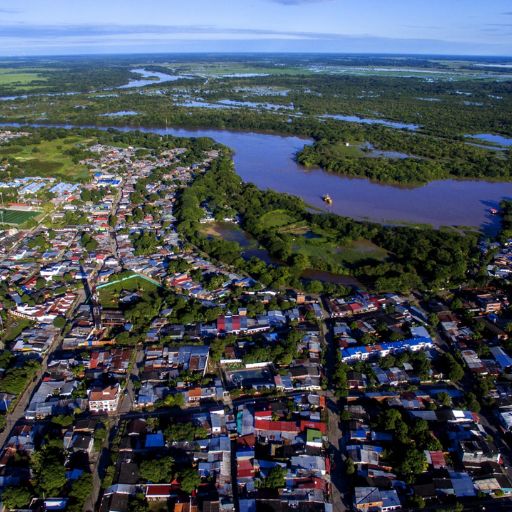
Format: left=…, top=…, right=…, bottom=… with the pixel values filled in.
left=0, top=0, right=511, bottom=57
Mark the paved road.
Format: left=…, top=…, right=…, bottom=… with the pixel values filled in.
left=326, top=391, right=349, bottom=512
left=318, top=299, right=350, bottom=512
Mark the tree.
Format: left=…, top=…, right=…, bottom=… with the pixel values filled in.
left=68, top=473, right=93, bottom=512
left=32, top=448, right=66, bottom=496
left=428, top=313, right=439, bottom=329
left=260, top=465, right=286, bottom=488
left=179, top=467, right=201, bottom=494
left=345, top=457, right=355, bottom=475
left=166, top=422, right=208, bottom=442
left=408, top=495, right=426, bottom=509
left=53, top=316, right=67, bottom=329
left=204, top=273, right=225, bottom=291
left=451, top=298, right=463, bottom=311
left=139, top=456, right=174, bottom=483
left=1, top=486, right=32, bottom=510
left=439, top=503, right=463, bottom=512
left=438, top=391, right=452, bottom=407
left=51, top=414, right=74, bottom=427
left=397, top=449, right=427, bottom=483
left=128, top=493, right=150, bottom=512
left=340, top=410, right=351, bottom=422
left=463, top=391, right=481, bottom=413
left=440, top=353, right=464, bottom=382
left=160, top=393, right=184, bottom=408
left=378, top=409, right=403, bottom=431
left=360, top=332, right=376, bottom=345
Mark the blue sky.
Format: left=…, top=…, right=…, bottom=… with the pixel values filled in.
left=0, top=0, right=511, bottom=56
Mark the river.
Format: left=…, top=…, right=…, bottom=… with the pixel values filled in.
left=1, top=122, right=511, bottom=233
left=118, top=68, right=189, bottom=89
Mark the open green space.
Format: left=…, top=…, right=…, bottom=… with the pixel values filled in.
left=98, top=271, right=159, bottom=308
left=2, top=317, right=33, bottom=345
left=0, top=68, right=47, bottom=89
left=0, top=209, right=40, bottom=225
left=160, top=61, right=314, bottom=77
left=290, top=228, right=388, bottom=267
left=257, top=208, right=388, bottom=269
left=0, top=136, right=90, bottom=181
left=325, top=141, right=367, bottom=158
left=259, top=209, right=302, bottom=230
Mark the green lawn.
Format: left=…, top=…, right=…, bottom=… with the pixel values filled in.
left=259, top=209, right=301, bottom=230
left=0, top=209, right=40, bottom=225
left=0, top=137, right=90, bottom=181
left=98, top=272, right=159, bottom=308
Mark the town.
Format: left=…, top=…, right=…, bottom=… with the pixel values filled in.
left=0, top=127, right=512, bottom=512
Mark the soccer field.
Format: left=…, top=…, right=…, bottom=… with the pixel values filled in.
left=0, top=209, right=40, bottom=225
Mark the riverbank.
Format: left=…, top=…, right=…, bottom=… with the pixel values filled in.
left=1, top=121, right=511, bottom=232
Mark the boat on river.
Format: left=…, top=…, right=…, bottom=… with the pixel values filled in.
left=323, top=194, right=333, bottom=204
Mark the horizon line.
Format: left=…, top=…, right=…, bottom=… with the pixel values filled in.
left=1, top=50, right=511, bottom=59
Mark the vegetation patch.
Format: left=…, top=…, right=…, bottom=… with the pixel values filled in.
left=0, top=136, right=91, bottom=181
left=2, top=317, right=34, bottom=344
left=257, top=210, right=388, bottom=270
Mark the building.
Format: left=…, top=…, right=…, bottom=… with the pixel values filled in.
left=88, top=384, right=120, bottom=413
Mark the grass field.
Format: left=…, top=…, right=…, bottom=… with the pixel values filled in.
left=98, top=272, right=159, bottom=307
left=161, top=62, right=314, bottom=77
left=0, top=209, right=40, bottom=225
left=335, top=239, right=389, bottom=263
left=0, top=137, right=90, bottom=181
left=259, top=209, right=301, bottom=230
left=0, top=68, right=47, bottom=89
left=328, top=141, right=366, bottom=158
left=290, top=230, right=387, bottom=267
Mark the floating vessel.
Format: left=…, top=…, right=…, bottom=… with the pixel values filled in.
left=489, top=208, right=499, bottom=215
left=323, top=194, right=333, bottom=205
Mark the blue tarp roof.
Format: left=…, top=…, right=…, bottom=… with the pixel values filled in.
left=491, top=347, right=512, bottom=369
left=145, top=432, right=165, bottom=448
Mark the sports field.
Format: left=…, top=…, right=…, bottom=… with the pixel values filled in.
left=0, top=209, right=39, bottom=225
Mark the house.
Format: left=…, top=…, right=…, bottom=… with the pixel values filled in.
left=145, top=484, right=174, bottom=501
left=490, top=346, right=512, bottom=371
left=354, top=487, right=401, bottom=512
left=217, top=315, right=248, bottom=334
left=341, top=337, right=433, bottom=362
left=70, top=433, right=94, bottom=455
left=354, top=487, right=383, bottom=512
left=88, top=384, right=120, bottom=413
left=457, top=437, right=501, bottom=467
